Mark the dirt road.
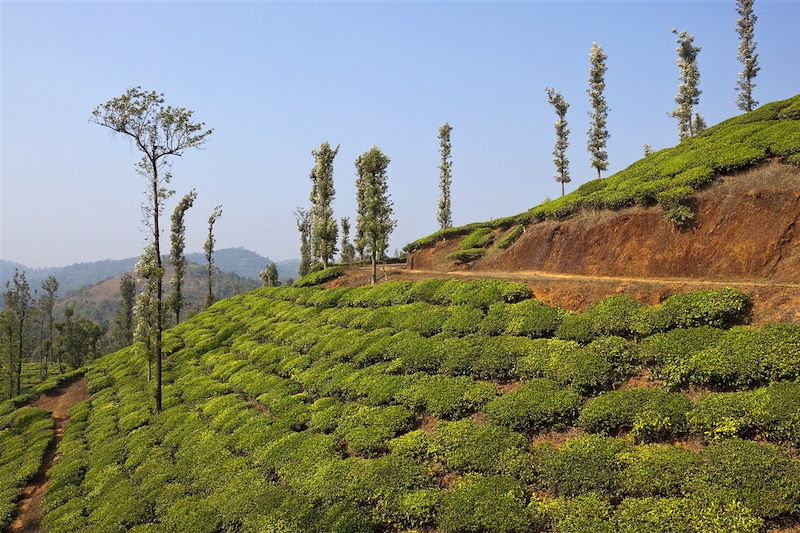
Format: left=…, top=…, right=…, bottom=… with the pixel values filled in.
left=9, top=377, right=89, bottom=533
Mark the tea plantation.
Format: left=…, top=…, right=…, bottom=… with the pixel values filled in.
left=407, top=93, right=800, bottom=252
left=0, top=279, right=794, bottom=532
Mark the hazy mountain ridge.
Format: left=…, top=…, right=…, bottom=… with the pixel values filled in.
left=0, top=247, right=299, bottom=293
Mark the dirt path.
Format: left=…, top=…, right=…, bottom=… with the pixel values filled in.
left=8, top=377, right=89, bottom=533
left=333, top=265, right=800, bottom=324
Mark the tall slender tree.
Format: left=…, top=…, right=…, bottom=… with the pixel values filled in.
left=295, top=207, right=312, bottom=277
left=587, top=43, right=610, bottom=179
left=116, top=273, right=136, bottom=347
left=437, top=123, right=453, bottom=230
left=40, top=276, right=58, bottom=379
left=355, top=147, right=396, bottom=284
left=204, top=206, right=223, bottom=308
left=310, top=142, right=340, bottom=267
left=169, top=190, right=197, bottom=324
left=92, top=87, right=212, bottom=413
left=670, top=29, right=702, bottom=140
left=340, top=216, right=355, bottom=264
left=1, top=307, right=15, bottom=398
left=546, top=88, right=571, bottom=197
left=134, top=244, right=160, bottom=381
left=6, top=271, right=31, bottom=392
left=736, top=0, right=759, bottom=112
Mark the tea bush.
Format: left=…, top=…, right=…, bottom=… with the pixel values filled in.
left=485, top=379, right=581, bottom=433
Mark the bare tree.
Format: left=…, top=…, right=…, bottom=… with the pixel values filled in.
left=91, top=87, right=212, bottom=413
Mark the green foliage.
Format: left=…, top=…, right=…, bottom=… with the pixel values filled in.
left=497, top=225, right=524, bottom=249
left=406, top=95, right=800, bottom=251
left=293, top=266, right=345, bottom=287
left=438, top=475, right=532, bottom=533
left=539, top=435, right=631, bottom=497
left=460, top=227, right=495, bottom=250
left=335, top=405, right=415, bottom=456
left=485, top=379, right=581, bottom=433
left=690, top=439, right=800, bottom=519
left=0, top=406, right=54, bottom=530
left=578, top=389, right=692, bottom=442
left=447, top=248, right=485, bottom=264
left=35, top=279, right=800, bottom=531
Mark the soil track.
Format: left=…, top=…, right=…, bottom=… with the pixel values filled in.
left=9, top=377, right=89, bottom=533
left=331, top=265, right=800, bottom=324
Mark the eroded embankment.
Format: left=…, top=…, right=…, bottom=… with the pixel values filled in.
left=408, top=161, right=800, bottom=282
left=9, top=378, right=89, bottom=533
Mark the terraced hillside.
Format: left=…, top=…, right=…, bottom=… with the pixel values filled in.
left=6, top=279, right=800, bottom=532
left=405, top=95, right=800, bottom=285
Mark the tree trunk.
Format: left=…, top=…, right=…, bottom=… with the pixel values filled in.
left=47, top=312, right=53, bottom=379
left=371, top=250, right=377, bottom=285
left=152, top=160, right=163, bottom=415
left=597, top=167, right=601, bottom=180
left=561, top=181, right=565, bottom=197
left=16, top=319, right=23, bottom=396
left=6, top=326, right=14, bottom=398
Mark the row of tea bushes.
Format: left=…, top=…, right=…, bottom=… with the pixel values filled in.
left=0, top=406, right=53, bottom=529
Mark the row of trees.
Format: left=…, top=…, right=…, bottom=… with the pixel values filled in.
left=296, top=144, right=396, bottom=284
left=545, top=0, right=760, bottom=196
left=1, top=271, right=106, bottom=398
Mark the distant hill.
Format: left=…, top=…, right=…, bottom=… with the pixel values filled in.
left=185, top=247, right=299, bottom=282
left=1, top=247, right=299, bottom=294
left=54, top=261, right=260, bottom=325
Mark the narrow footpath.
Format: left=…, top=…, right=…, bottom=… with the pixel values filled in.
left=8, top=377, right=89, bottom=533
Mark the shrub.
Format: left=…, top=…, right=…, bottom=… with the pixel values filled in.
left=539, top=435, right=631, bottom=497
left=586, top=295, right=646, bottom=337
left=504, top=299, right=563, bottom=338
left=460, top=227, right=495, bottom=250
left=447, top=248, right=485, bottom=264
left=688, top=381, right=800, bottom=445
left=497, top=225, right=524, bottom=249
left=615, top=497, right=764, bottom=533
left=619, top=444, right=701, bottom=497
left=441, top=306, right=485, bottom=337
left=548, top=494, right=616, bottom=533
left=479, top=304, right=512, bottom=336
left=485, top=379, right=581, bottom=433
left=578, top=389, right=692, bottom=442
left=293, top=267, right=345, bottom=287
left=690, top=439, right=800, bottom=519
left=652, top=288, right=750, bottom=330
left=438, top=475, right=532, bottom=533
left=686, top=327, right=766, bottom=390
left=556, top=313, right=596, bottom=344
left=640, top=329, right=721, bottom=390
left=334, top=405, right=415, bottom=456
left=395, top=376, right=496, bottom=419
left=428, top=420, right=529, bottom=476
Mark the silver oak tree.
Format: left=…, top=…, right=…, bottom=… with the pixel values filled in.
left=169, top=189, right=197, bottom=324
left=204, top=206, right=223, bottom=308
left=736, top=0, right=760, bottom=112
left=310, top=142, right=340, bottom=268
left=587, top=43, right=610, bottom=180
left=546, top=88, right=571, bottom=197
left=355, top=147, right=396, bottom=284
left=437, top=123, right=453, bottom=230
left=670, top=29, right=702, bottom=141
left=92, top=87, right=212, bottom=413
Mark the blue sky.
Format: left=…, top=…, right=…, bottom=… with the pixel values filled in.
left=2, top=1, right=798, bottom=267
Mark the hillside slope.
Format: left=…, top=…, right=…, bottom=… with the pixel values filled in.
left=409, top=160, right=800, bottom=281
left=406, top=95, right=800, bottom=283
left=13, top=280, right=800, bottom=533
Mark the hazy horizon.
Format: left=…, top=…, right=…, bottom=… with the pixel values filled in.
left=3, top=1, right=799, bottom=268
